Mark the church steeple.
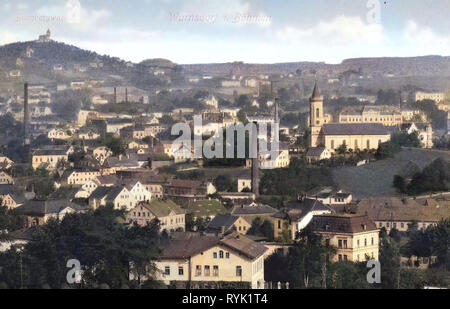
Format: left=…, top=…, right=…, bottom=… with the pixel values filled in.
left=309, top=81, right=325, bottom=147
left=311, top=81, right=321, bottom=99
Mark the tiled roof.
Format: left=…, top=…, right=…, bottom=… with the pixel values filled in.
left=206, top=214, right=239, bottom=233
left=306, top=147, right=327, bottom=157
left=355, top=197, right=450, bottom=222
left=16, top=199, right=87, bottom=216
left=231, top=203, right=277, bottom=216
left=322, top=123, right=389, bottom=136
left=141, top=199, right=184, bottom=217
left=311, top=214, right=378, bottom=234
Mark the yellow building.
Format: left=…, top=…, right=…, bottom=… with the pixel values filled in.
left=311, top=214, right=379, bottom=262
left=32, top=149, right=69, bottom=170
left=127, top=199, right=185, bottom=232
left=339, top=105, right=403, bottom=126
left=155, top=233, right=267, bottom=289
left=309, top=83, right=391, bottom=152
left=415, top=91, right=444, bottom=103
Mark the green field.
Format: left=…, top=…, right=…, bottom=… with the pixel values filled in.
left=332, top=148, right=450, bottom=199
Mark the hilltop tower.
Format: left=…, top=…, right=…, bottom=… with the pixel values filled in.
left=309, top=82, right=325, bottom=147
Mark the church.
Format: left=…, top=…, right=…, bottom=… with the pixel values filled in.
left=309, top=83, right=391, bottom=153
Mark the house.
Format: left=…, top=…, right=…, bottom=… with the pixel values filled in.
left=271, top=198, right=334, bottom=241
left=16, top=199, right=87, bottom=227
left=310, top=214, right=379, bottom=262
left=75, top=180, right=99, bottom=198
left=172, top=143, right=193, bottom=163
left=89, top=186, right=136, bottom=211
left=0, top=156, right=14, bottom=169
left=0, top=171, right=14, bottom=184
left=400, top=123, right=433, bottom=149
left=136, top=174, right=166, bottom=199
left=103, top=155, right=141, bottom=172
left=305, top=187, right=353, bottom=205
left=92, top=146, right=113, bottom=164
left=165, top=180, right=216, bottom=199
left=305, top=147, right=331, bottom=163
left=237, top=173, right=252, bottom=192
left=127, top=199, right=185, bottom=232
left=258, top=148, right=290, bottom=169
left=48, top=128, right=72, bottom=140
left=354, top=197, right=449, bottom=232
left=122, top=180, right=153, bottom=203
left=231, top=202, right=277, bottom=224
left=205, top=214, right=251, bottom=236
left=78, top=128, right=101, bottom=140
left=66, top=170, right=102, bottom=185
left=0, top=185, right=26, bottom=209
left=155, top=233, right=267, bottom=289
left=32, top=147, right=71, bottom=170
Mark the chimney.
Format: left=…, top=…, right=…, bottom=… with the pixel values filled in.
left=125, top=88, right=128, bottom=103
left=23, top=83, right=30, bottom=145
left=220, top=225, right=226, bottom=236
left=251, top=121, right=259, bottom=196
left=114, top=87, right=117, bottom=104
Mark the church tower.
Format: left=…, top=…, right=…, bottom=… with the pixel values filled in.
left=309, top=82, right=324, bottom=147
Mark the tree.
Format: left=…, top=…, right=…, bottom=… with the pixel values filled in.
left=379, top=232, right=401, bottom=288
left=407, top=158, right=449, bottom=195
left=393, top=175, right=407, bottom=193
left=247, top=217, right=274, bottom=241
left=0, top=206, right=162, bottom=288
left=100, top=135, right=126, bottom=156
left=213, top=175, right=233, bottom=192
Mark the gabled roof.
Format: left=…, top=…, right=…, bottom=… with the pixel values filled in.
left=160, top=233, right=267, bottom=261
left=311, top=214, right=377, bottom=234
left=306, top=147, right=328, bottom=157
left=206, top=214, right=240, bottom=233
left=140, top=199, right=184, bottom=217
left=322, top=123, right=389, bottom=136
left=231, top=203, right=277, bottom=216
left=16, top=199, right=87, bottom=216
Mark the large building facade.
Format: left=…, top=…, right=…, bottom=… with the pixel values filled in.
left=309, top=83, right=391, bottom=152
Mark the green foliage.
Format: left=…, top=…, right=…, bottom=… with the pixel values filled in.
left=376, top=132, right=421, bottom=160
left=260, top=158, right=334, bottom=196
left=0, top=206, right=162, bottom=289
left=213, top=174, right=234, bottom=192
left=99, top=134, right=126, bottom=156
left=412, top=100, right=448, bottom=129
left=247, top=217, right=274, bottom=241
left=406, top=158, right=449, bottom=195
left=0, top=207, right=25, bottom=237
left=393, top=175, right=407, bottom=193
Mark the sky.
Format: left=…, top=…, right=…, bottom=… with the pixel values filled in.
left=1, top=0, right=450, bottom=64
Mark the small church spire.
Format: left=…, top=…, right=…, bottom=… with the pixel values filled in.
left=311, top=81, right=321, bottom=99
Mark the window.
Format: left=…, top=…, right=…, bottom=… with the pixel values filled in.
left=325, top=239, right=330, bottom=246
left=204, top=266, right=210, bottom=276
left=195, top=265, right=201, bottom=276
left=213, top=252, right=217, bottom=259
left=226, top=252, right=230, bottom=259
left=331, top=140, right=335, bottom=149
left=344, top=255, right=348, bottom=262
left=364, top=238, right=367, bottom=246
left=338, top=239, right=343, bottom=248
left=366, top=140, right=370, bottom=149
left=236, top=266, right=242, bottom=277
left=357, top=239, right=360, bottom=247
left=164, top=266, right=170, bottom=276
left=343, top=239, right=348, bottom=249
left=219, top=250, right=224, bottom=259
left=338, top=254, right=343, bottom=262
left=316, top=108, right=320, bottom=118
left=371, top=237, right=374, bottom=245
left=213, top=266, right=219, bottom=276
left=178, top=267, right=184, bottom=276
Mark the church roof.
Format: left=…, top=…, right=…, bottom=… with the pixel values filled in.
left=322, top=123, right=389, bottom=136
left=311, top=82, right=321, bottom=99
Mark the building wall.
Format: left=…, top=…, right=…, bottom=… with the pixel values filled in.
left=156, top=245, right=265, bottom=289
left=318, top=230, right=379, bottom=262
left=32, top=154, right=68, bottom=170
left=324, top=134, right=390, bottom=152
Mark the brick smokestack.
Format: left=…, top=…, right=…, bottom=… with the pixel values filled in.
left=23, top=83, right=30, bottom=145
left=125, top=88, right=128, bottom=103
left=114, top=87, right=117, bottom=104
left=251, top=121, right=259, bottom=196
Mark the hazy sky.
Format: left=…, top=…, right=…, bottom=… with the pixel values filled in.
left=1, top=0, right=450, bottom=64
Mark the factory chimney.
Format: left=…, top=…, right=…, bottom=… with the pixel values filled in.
left=125, top=88, right=128, bottom=103
left=23, top=83, right=30, bottom=145
left=251, top=121, right=259, bottom=196
left=114, top=87, right=117, bottom=104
